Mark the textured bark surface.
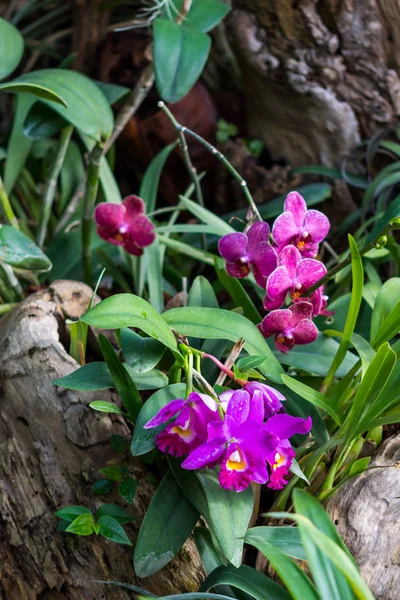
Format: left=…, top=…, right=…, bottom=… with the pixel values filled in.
left=229, top=0, right=400, bottom=166
left=327, top=435, right=400, bottom=600
left=0, top=280, right=203, bottom=600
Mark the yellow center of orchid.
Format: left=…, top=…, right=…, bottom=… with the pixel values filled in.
left=272, top=452, right=286, bottom=471
left=170, top=418, right=194, bottom=441
left=226, top=449, right=247, bottom=472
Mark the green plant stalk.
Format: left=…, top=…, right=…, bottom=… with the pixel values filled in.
left=0, top=175, right=19, bottom=229
left=0, top=263, right=23, bottom=301
left=186, top=351, right=194, bottom=397
left=0, top=267, right=15, bottom=303
left=37, top=124, right=73, bottom=247
left=157, top=101, right=262, bottom=221
left=0, top=302, right=18, bottom=315
left=81, top=142, right=104, bottom=285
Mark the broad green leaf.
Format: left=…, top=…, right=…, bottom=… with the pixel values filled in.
left=0, top=69, right=114, bottom=140
left=274, top=335, right=358, bottom=378
left=96, top=503, right=135, bottom=524
left=281, top=374, right=343, bottom=425
left=65, top=513, right=95, bottom=536
left=236, top=355, right=267, bottom=372
left=80, top=293, right=178, bottom=351
left=60, top=140, right=85, bottom=210
left=215, top=257, right=261, bottom=324
left=118, top=478, right=137, bottom=504
left=53, top=362, right=113, bottom=390
left=120, top=328, right=165, bottom=373
left=194, top=526, right=227, bottom=575
left=124, top=365, right=168, bottom=390
left=168, top=0, right=230, bottom=32
left=140, top=142, right=176, bottom=213
left=54, top=505, right=91, bottom=522
left=323, top=330, right=375, bottom=377
left=0, top=225, right=52, bottom=271
left=153, top=19, right=211, bottom=103
left=0, top=18, right=24, bottom=81
left=89, top=401, right=124, bottom=414
left=246, top=526, right=306, bottom=560
left=99, top=334, right=142, bottom=422
left=23, top=102, right=67, bottom=139
left=180, top=196, right=235, bottom=236
left=98, top=515, right=132, bottom=545
left=370, top=278, right=400, bottom=343
left=348, top=456, right=371, bottom=477
left=196, top=470, right=253, bottom=567
left=99, top=466, right=128, bottom=482
left=94, top=80, right=130, bottom=105
left=131, top=383, right=186, bottom=456
left=200, top=564, right=291, bottom=600
left=169, top=457, right=211, bottom=521
left=93, top=480, right=113, bottom=495
left=134, top=470, right=199, bottom=577
left=188, top=276, right=219, bottom=308
left=246, top=533, right=318, bottom=600
left=163, top=307, right=283, bottom=383
left=144, top=239, right=164, bottom=313
left=294, top=165, right=342, bottom=179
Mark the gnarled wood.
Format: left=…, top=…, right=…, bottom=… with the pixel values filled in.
left=0, top=280, right=203, bottom=599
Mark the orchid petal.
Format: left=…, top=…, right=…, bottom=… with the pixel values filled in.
left=182, top=438, right=225, bottom=469
left=279, top=245, right=302, bottom=279
left=246, top=221, right=270, bottom=254
left=304, top=209, right=330, bottom=243
left=272, top=212, right=298, bottom=246
left=289, top=301, right=314, bottom=326
left=266, top=414, right=312, bottom=438
left=259, top=308, right=291, bottom=336
left=122, top=195, right=146, bottom=223
left=226, top=261, right=250, bottom=279
left=95, top=203, right=125, bottom=230
left=292, top=319, right=319, bottom=345
left=190, top=392, right=218, bottom=413
left=143, top=398, right=186, bottom=428
left=297, top=258, right=326, bottom=288
left=129, top=215, right=156, bottom=247
left=253, top=243, right=278, bottom=280
left=226, top=390, right=250, bottom=425
left=265, top=266, right=292, bottom=309
left=218, top=233, right=248, bottom=263
left=248, top=389, right=265, bottom=423
left=284, top=191, right=307, bottom=227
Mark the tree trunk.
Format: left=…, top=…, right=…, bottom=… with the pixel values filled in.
left=229, top=0, right=400, bottom=166
left=0, top=281, right=203, bottom=599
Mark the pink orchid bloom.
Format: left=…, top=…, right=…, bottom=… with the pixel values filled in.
left=264, top=245, right=326, bottom=310
left=258, top=301, right=319, bottom=353
left=218, top=221, right=278, bottom=287
left=272, top=191, right=330, bottom=257
left=95, top=195, right=156, bottom=256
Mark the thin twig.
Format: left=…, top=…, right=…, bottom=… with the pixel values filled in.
left=216, top=338, right=245, bottom=387
left=81, top=143, right=104, bottom=285
left=37, top=124, right=73, bottom=247
left=54, top=178, right=86, bottom=234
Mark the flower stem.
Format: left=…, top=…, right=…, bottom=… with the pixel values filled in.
left=186, top=351, right=194, bottom=398
left=157, top=101, right=262, bottom=221
left=202, top=352, right=236, bottom=380
left=0, top=175, right=19, bottom=229
left=81, top=142, right=104, bottom=285
left=37, top=124, right=73, bottom=247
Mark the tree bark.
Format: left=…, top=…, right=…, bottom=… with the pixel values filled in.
left=0, top=280, right=203, bottom=599
left=229, top=0, right=400, bottom=166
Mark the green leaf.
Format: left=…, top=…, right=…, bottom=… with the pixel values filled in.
left=163, top=306, right=283, bottom=383
left=60, top=140, right=85, bottom=209
left=370, top=278, right=400, bottom=343
left=193, top=527, right=226, bottom=575
left=0, top=18, right=24, bottom=81
left=110, top=434, right=129, bottom=453
left=236, top=355, right=267, bottom=372
left=0, top=69, right=114, bottom=141
left=65, top=513, right=95, bottom=536
left=131, top=383, right=186, bottom=456
left=97, top=503, right=135, bottom=524
left=245, top=532, right=318, bottom=600
left=153, top=19, right=211, bottom=103
left=169, top=0, right=231, bottom=32
left=281, top=374, right=343, bottom=425
left=180, top=196, right=235, bottom=236
left=201, top=564, right=291, bottom=600
left=168, top=457, right=211, bottom=521
left=4, top=95, right=34, bottom=192
left=53, top=362, right=113, bottom=390
left=99, top=334, right=143, bottom=422
left=54, top=505, right=92, bottom=522
left=80, top=293, right=178, bottom=351
left=124, top=365, right=168, bottom=390
left=98, top=515, right=132, bottom=545
left=99, top=466, right=128, bottom=482
left=215, top=257, right=261, bottom=324
left=93, top=480, right=113, bottom=495
left=118, top=478, right=137, bottom=504
left=246, top=526, right=306, bottom=560
left=134, top=470, right=199, bottom=577
left=94, top=80, right=130, bottom=105
left=293, top=165, right=342, bottom=179
left=23, top=102, right=67, bottom=139
left=120, top=328, right=166, bottom=373
left=158, top=234, right=216, bottom=266
left=196, top=470, right=253, bottom=567
left=144, top=239, right=164, bottom=313
left=348, top=456, right=371, bottom=477
left=89, top=401, right=124, bottom=414
left=188, top=276, right=219, bottom=308
left=140, top=142, right=176, bottom=213
left=0, top=225, right=52, bottom=271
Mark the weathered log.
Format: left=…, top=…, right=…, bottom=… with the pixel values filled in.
left=0, top=280, right=203, bottom=599
left=327, top=435, right=400, bottom=600
left=229, top=1, right=400, bottom=166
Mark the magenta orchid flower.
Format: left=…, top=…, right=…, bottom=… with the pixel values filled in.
left=95, top=195, right=156, bottom=256
left=221, top=382, right=285, bottom=418
left=264, top=414, right=312, bottom=489
left=218, top=222, right=278, bottom=287
left=144, top=392, right=218, bottom=457
left=182, top=390, right=277, bottom=492
left=264, top=245, right=326, bottom=310
left=307, top=286, right=335, bottom=317
left=259, top=301, right=319, bottom=353
left=272, top=191, right=330, bottom=257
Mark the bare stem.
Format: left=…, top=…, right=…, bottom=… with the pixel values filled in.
left=54, top=177, right=86, bottom=234
left=81, top=143, right=104, bottom=285
left=37, top=124, right=73, bottom=247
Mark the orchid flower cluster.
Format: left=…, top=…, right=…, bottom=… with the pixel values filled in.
left=144, top=372, right=312, bottom=492
left=219, top=191, right=332, bottom=353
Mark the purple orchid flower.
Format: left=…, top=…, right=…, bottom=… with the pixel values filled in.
left=144, top=392, right=218, bottom=457
left=95, top=195, right=156, bottom=256
left=182, top=390, right=277, bottom=492
left=264, top=245, right=326, bottom=310
left=272, top=191, right=330, bottom=257
left=221, top=382, right=285, bottom=418
left=307, top=286, right=335, bottom=317
left=218, top=222, right=278, bottom=287
left=259, top=301, right=319, bottom=353
left=264, top=414, right=312, bottom=489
